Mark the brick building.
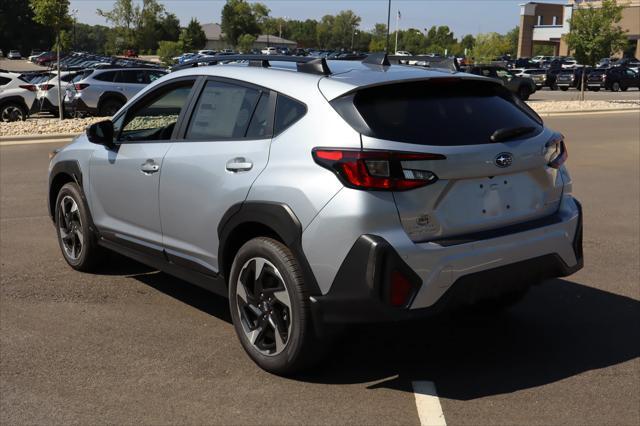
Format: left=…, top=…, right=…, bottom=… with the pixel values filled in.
left=518, top=0, right=640, bottom=58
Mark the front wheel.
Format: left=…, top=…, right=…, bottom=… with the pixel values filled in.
left=228, top=237, right=323, bottom=375
left=55, top=182, right=102, bottom=271
left=99, top=99, right=124, bottom=117
left=611, top=82, right=621, bottom=92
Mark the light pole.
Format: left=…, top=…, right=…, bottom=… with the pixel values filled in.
left=351, top=29, right=358, bottom=51
left=385, top=0, right=391, bottom=53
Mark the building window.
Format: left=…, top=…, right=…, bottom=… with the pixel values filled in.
left=537, top=15, right=543, bottom=25
left=552, top=16, right=558, bottom=25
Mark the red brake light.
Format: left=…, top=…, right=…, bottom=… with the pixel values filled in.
left=390, top=270, right=414, bottom=307
left=39, top=84, right=54, bottom=91
left=546, top=134, right=568, bottom=169
left=74, top=83, right=90, bottom=91
left=312, top=148, right=445, bottom=191
left=19, top=84, right=37, bottom=92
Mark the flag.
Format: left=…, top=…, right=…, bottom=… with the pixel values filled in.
left=398, top=10, right=401, bottom=19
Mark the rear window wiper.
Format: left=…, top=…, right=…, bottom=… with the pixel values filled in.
left=490, top=126, right=537, bottom=143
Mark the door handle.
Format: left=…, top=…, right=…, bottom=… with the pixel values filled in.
left=226, top=157, right=253, bottom=172
left=140, top=159, right=160, bottom=174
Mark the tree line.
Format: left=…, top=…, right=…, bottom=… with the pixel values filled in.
left=0, top=0, right=629, bottom=67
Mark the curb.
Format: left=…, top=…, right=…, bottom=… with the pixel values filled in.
left=536, top=107, right=640, bottom=116
left=0, top=133, right=79, bottom=141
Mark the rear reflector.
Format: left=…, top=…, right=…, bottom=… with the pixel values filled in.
left=390, top=270, right=414, bottom=307
left=312, top=148, right=445, bottom=191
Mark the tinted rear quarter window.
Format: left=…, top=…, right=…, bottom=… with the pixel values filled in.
left=274, top=95, right=306, bottom=135
left=339, top=80, right=542, bottom=146
left=116, top=70, right=146, bottom=84
left=0, top=76, right=11, bottom=86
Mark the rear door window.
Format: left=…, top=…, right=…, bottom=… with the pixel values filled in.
left=333, top=80, right=542, bottom=146
left=94, top=71, right=116, bottom=82
left=116, top=70, right=146, bottom=84
left=185, top=80, right=262, bottom=140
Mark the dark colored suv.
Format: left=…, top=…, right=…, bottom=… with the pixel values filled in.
left=464, top=65, right=537, bottom=100
left=556, top=67, right=593, bottom=91
left=587, top=66, right=639, bottom=91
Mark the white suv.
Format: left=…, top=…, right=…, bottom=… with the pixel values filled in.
left=0, top=72, right=37, bottom=121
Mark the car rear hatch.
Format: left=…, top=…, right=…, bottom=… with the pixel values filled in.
left=325, top=78, right=567, bottom=243
left=556, top=72, right=573, bottom=84
left=588, top=69, right=606, bottom=85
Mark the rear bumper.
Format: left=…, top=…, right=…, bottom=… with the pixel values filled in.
left=311, top=197, right=583, bottom=324
left=64, top=97, right=98, bottom=116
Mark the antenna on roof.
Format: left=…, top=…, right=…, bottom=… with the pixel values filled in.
left=362, top=52, right=391, bottom=66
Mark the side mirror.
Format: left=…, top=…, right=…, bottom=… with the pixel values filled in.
left=87, top=120, right=115, bottom=149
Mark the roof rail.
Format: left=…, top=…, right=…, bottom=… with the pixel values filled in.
left=170, top=54, right=331, bottom=75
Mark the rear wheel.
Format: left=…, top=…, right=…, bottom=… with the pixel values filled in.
left=55, top=182, right=102, bottom=271
left=517, top=85, right=530, bottom=101
left=99, top=98, right=124, bottom=117
left=620, top=83, right=628, bottom=92
left=611, top=81, right=621, bottom=92
left=0, top=102, right=27, bottom=122
left=229, top=237, right=323, bottom=375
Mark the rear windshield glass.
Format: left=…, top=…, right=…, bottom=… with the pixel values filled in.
left=335, top=80, right=542, bottom=146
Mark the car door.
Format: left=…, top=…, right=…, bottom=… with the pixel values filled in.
left=115, top=70, right=147, bottom=100
left=88, top=77, right=198, bottom=250
left=159, top=78, right=275, bottom=274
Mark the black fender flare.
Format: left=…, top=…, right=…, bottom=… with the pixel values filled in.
left=0, top=95, right=28, bottom=111
left=48, top=160, right=98, bottom=236
left=217, top=201, right=321, bottom=296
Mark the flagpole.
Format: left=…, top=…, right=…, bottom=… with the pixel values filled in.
left=394, top=10, right=399, bottom=54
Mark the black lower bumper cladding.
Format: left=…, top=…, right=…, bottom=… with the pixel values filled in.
left=312, top=206, right=584, bottom=324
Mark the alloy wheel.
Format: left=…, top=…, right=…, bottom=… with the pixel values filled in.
left=1, top=105, right=24, bottom=122
left=57, top=195, right=84, bottom=261
left=235, top=257, right=292, bottom=356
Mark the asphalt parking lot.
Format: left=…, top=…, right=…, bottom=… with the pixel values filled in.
left=1, top=111, right=639, bottom=425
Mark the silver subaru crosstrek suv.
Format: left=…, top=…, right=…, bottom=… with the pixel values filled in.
left=48, top=55, right=583, bottom=375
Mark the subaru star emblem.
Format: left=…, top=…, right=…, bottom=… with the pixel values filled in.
left=494, top=152, right=513, bottom=168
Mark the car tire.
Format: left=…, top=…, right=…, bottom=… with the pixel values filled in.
left=54, top=182, right=102, bottom=272
left=611, top=82, right=621, bottom=92
left=228, top=237, right=323, bottom=375
left=0, top=102, right=28, bottom=122
left=517, top=86, right=531, bottom=101
left=560, top=86, right=569, bottom=91
left=550, top=83, right=558, bottom=91
left=620, top=83, right=628, bottom=92
left=99, top=98, right=124, bottom=117
left=592, top=87, right=600, bottom=92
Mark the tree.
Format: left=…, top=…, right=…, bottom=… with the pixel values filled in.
left=472, top=32, right=511, bottom=62
left=287, top=19, right=318, bottom=48
left=30, top=0, right=71, bottom=120
left=316, top=15, right=335, bottom=49
left=332, top=10, right=361, bottom=49
left=505, top=26, right=519, bottom=57
left=369, top=23, right=388, bottom=52
left=97, top=0, right=138, bottom=51
left=157, top=40, right=182, bottom=66
left=237, top=34, right=256, bottom=53
left=564, top=0, right=628, bottom=66
left=425, top=26, right=456, bottom=55
left=0, top=0, right=54, bottom=57
left=183, top=18, right=207, bottom=51
left=221, top=0, right=265, bottom=47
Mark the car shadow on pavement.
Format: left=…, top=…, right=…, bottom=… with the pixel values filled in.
left=298, top=278, right=640, bottom=400
left=96, top=254, right=639, bottom=400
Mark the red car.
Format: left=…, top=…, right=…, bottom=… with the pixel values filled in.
left=123, top=49, right=138, bottom=58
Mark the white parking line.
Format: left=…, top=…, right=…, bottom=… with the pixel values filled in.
left=412, top=381, right=447, bottom=426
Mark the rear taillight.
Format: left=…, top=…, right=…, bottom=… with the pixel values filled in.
left=312, top=148, right=445, bottom=191
left=19, top=84, right=37, bottom=92
left=74, top=83, right=90, bottom=91
left=389, top=270, right=414, bottom=307
left=546, top=134, right=568, bottom=169
left=39, top=84, right=54, bottom=91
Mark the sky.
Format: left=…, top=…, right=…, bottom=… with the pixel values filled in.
left=69, top=0, right=567, bottom=36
